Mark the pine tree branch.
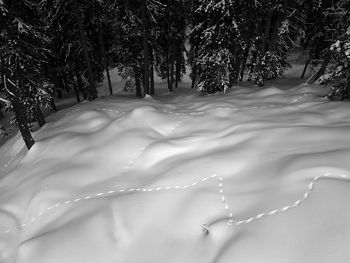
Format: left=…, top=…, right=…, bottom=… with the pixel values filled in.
left=0, top=97, right=10, bottom=104
left=3, top=76, right=15, bottom=97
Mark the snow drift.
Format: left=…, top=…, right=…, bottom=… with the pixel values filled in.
left=0, top=84, right=350, bottom=263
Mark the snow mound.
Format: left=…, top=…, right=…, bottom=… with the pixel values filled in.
left=1, top=85, right=350, bottom=263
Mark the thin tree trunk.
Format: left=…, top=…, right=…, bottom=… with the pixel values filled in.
left=141, top=0, right=150, bottom=96
left=233, top=57, right=241, bottom=84
left=71, top=75, right=81, bottom=102
left=53, top=72, right=62, bottom=99
left=14, top=99, right=35, bottom=149
left=50, top=97, right=57, bottom=112
left=73, top=0, right=97, bottom=99
left=164, top=0, right=171, bottom=91
left=58, top=75, right=67, bottom=92
left=75, top=71, right=87, bottom=99
left=0, top=55, right=4, bottom=87
left=35, top=105, right=46, bottom=127
left=150, top=46, right=155, bottom=96
left=5, top=76, right=34, bottom=149
left=307, top=52, right=331, bottom=84
left=62, top=74, right=69, bottom=93
left=166, top=49, right=170, bottom=89
left=239, top=41, right=251, bottom=81
left=98, top=28, right=113, bottom=95
left=190, top=47, right=198, bottom=89
left=269, top=0, right=288, bottom=52
left=175, top=40, right=182, bottom=88
left=105, top=55, right=112, bottom=95
left=191, top=64, right=197, bottom=89
left=262, top=11, right=273, bottom=54
left=57, top=74, right=66, bottom=98
left=169, top=40, right=176, bottom=92
left=47, top=76, right=57, bottom=110
left=134, top=67, right=142, bottom=97
left=230, top=47, right=241, bottom=85
left=301, top=58, right=310, bottom=79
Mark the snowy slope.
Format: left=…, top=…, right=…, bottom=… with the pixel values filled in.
left=1, top=84, right=350, bottom=263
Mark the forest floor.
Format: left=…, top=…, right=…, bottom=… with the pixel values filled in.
left=1, top=51, right=350, bottom=263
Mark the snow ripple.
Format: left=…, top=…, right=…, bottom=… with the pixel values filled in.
left=1, top=172, right=349, bottom=235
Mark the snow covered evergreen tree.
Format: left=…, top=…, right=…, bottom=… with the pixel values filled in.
left=324, top=0, right=350, bottom=100
left=105, top=0, right=145, bottom=97
left=0, top=0, right=51, bottom=149
left=248, top=0, right=303, bottom=86
left=190, top=0, right=241, bottom=94
left=109, top=0, right=164, bottom=97
left=301, top=0, right=349, bottom=100
left=303, top=0, right=337, bottom=84
left=44, top=0, right=107, bottom=100
left=154, top=0, right=187, bottom=92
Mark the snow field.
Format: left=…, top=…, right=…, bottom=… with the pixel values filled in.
left=0, top=84, right=350, bottom=262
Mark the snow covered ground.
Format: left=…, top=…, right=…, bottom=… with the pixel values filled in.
left=1, top=79, right=350, bottom=262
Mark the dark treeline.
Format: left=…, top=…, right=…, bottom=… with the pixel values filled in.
left=0, top=0, right=349, bottom=149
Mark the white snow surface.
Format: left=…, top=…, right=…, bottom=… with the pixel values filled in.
left=1, top=84, right=350, bottom=263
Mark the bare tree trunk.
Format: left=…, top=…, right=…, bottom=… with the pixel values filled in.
left=73, top=0, right=97, bottom=99
left=175, top=40, right=182, bottom=89
left=47, top=79, right=58, bottom=111
left=0, top=55, right=4, bottom=88
left=53, top=72, right=62, bottom=99
left=57, top=74, right=67, bottom=96
left=166, top=49, right=170, bottom=90
left=262, top=11, right=273, bottom=54
left=71, top=75, right=81, bottom=102
left=62, top=74, right=69, bottom=93
left=35, top=105, right=46, bottom=127
left=5, top=76, right=34, bottom=149
left=98, top=28, right=113, bottom=95
left=307, top=52, right=331, bottom=84
left=134, top=67, right=142, bottom=97
left=14, top=100, right=34, bottom=149
left=191, top=63, right=197, bottom=89
left=141, top=0, right=150, bottom=96
left=239, top=41, right=251, bottom=81
left=150, top=46, right=155, bottom=96
left=164, top=0, right=171, bottom=91
left=50, top=97, right=57, bottom=112
left=190, top=47, right=198, bottom=89
left=75, top=71, right=87, bottom=100
left=269, top=0, right=288, bottom=52
left=301, top=58, right=310, bottom=79
left=169, top=40, right=176, bottom=92
left=230, top=47, right=241, bottom=85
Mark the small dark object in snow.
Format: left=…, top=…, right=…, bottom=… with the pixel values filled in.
left=202, top=224, right=210, bottom=235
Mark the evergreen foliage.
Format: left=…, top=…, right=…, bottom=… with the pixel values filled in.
left=0, top=0, right=50, bottom=148
left=155, top=0, right=187, bottom=92
left=189, top=0, right=240, bottom=94
left=1, top=0, right=350, bottom=147
left=248, top=0, right=302, bottom=86
left=44, top=0, right=105, bottom=100
left=108, top=0, right=144, bottom=96
left=323, top=0, right=350, bottom=100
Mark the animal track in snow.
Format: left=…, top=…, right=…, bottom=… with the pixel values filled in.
left=1, top=172, right=349, bottom=235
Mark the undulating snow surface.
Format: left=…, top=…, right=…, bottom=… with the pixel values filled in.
left=1, top=84, right=350, bottom=263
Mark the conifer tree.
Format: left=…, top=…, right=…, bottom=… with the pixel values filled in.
left=189, top=0, right=241, bottom=93
left=45, top=0, right=105, bottom=100
left=155, top=0, right=187, bottom=92
left=322, top=0, right=350, bottom=100
left=0, top=0, right=51, bottom=149
left=248, top=0, right=303, bottom=86
left=303, top=0, right=336, bottom=84
left=111, top=0, right=163, bottom=97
